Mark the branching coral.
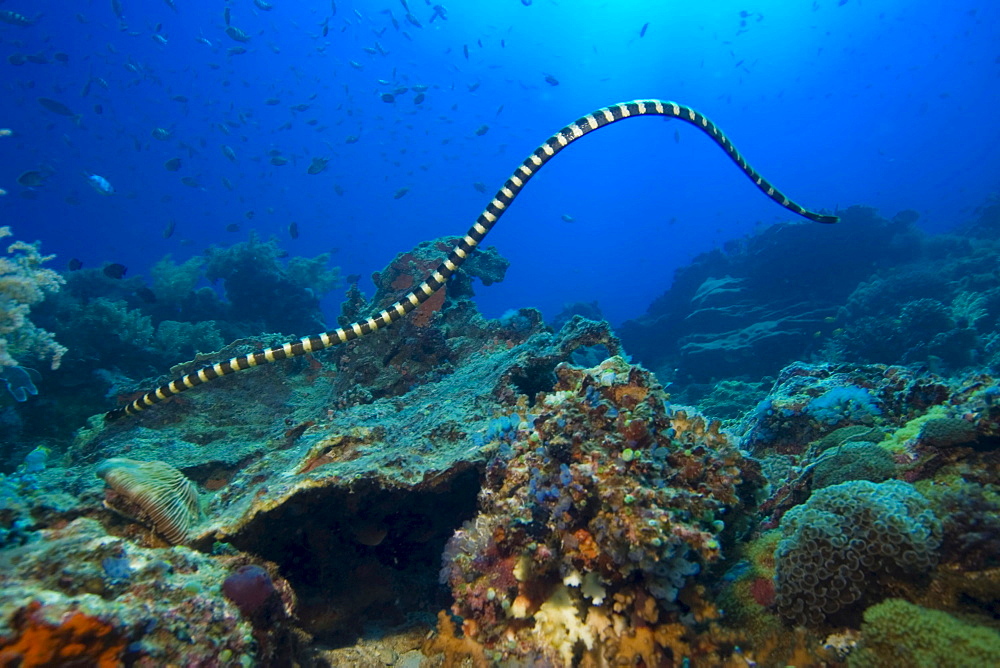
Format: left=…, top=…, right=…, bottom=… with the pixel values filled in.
left=0, top=227, right=66, bottom=369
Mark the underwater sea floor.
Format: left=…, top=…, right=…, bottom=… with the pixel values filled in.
left=2, top=214, right=1000, bottom=666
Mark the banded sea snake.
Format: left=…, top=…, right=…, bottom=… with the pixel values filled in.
left=105, top=99, right=837, bottom=421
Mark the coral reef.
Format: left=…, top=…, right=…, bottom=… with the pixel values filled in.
left=774, top=479, right=941, bottom=627
left=437, top=356, right=750, bottom=665
left=4, top=206, right=1000, bottom=666
left=0, top=227, right=66, bottom=370
left=0, top=517, right=274, bottom=666
left=849, top=598, right=1000, bottom=667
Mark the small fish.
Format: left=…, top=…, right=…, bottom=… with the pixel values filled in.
left=224, top=7, right=231, bottom=25
left=103, top=263, right=127, bottom=279
left=226, top=223, right=241, bottom=232
left=674, top=130, right=680, bottom=144
left=412, top=84, right=429, bottom=92
left=152, top=34, right=168, bottom=46
left=474, top=124, right=489, bottom=136
left=307, top=157, right=329, bottom=174
left=54, top=52, right=70, bottom=63
left=86, top=173, right=115, bottom=195
left=467, top=82, right=480, bottom=92
left=0, top=129, right=13, bottom=138
left=68, top=258, right=83, bottom=271
left=253, top=0, right=273, bottom=10
left=381, top=92, right=395, bottom=103
left=93, top=104, right=103, bottom=115
left=25, top=54, right=49, bottom=64
left=463, top=44, right=469, bottom=59
left=0, top=188, right=6, bottom=197
left=270, top=155, right=289, bottom=166
left=162, top=220, right=176, bottom=238
left=171, top=95, right=189, bottom=103
left=37, top=97, right=76, bottom=117
left=245, top=211, right=255, bottom=220
left=290, top=103, right=310, bottom=111
left=639, top=22, right=649, bottom=37
left=544, top=74, right=559, bottom=86
left=225, top=26, right=250, bottom=43
left=0, top=10, right=37, bottom=26
left=221, top=176, right=235, bottom=191
left=7, top=54, right=26, bottom=66
left=393, top=186, right=410, bottom=199
left=405, top=12, right=421, bottom=27
left=561, top=214, right=575, bottom=223
left=164, top=157, right=182, bottom=171
left=521, top=0, right=531, bottom=6
left=349, top=59, right=363, bottom=69
left=228, top=47, right=247, bottom=56
left=334, top=184, right=345, bottom=195
left=288, top=222, right=299, bottom=239
left=181, top=176, right=201, bottom=187
left=221, top=145, right=237, bottom=161
left=17, top=170, right=47, bottom=187
left=345, top=134, right=359, bottom=144
left=152, top=127, right=171, bottom=140
left=265, top=97, right=281, bottom=105
left=413, top=92, right=425, bottom=104
left=473, top=182, right=486, bottom=193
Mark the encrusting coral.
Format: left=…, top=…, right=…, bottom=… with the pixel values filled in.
left=849, top=597, right=1000, bottom=667
left=96, top=458, right=201, bottom=544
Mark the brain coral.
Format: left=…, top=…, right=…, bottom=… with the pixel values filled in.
left=774, top=479, right=941, bottom=627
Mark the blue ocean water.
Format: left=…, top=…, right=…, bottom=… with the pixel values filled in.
left=3, top=0, right=996, bottom=327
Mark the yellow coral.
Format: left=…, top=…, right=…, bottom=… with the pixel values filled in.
left=533, top=585, right=596, bottom=666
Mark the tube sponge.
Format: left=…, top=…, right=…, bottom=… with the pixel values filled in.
left=96, top=458, right=200, bottom=544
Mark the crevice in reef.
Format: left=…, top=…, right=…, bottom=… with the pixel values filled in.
left=226, top=466, right=482, bottom=647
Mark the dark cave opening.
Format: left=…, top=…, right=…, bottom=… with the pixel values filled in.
left=226, top=466, right=482, bottom=648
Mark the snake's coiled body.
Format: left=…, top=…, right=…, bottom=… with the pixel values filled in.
left=105, top=99, right=837, bottom=421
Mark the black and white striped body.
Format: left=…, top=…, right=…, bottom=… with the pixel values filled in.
left=104, top=99, right=836, bottom=421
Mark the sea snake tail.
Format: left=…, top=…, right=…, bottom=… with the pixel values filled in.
left=104, top=99, right=837, bottom=421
